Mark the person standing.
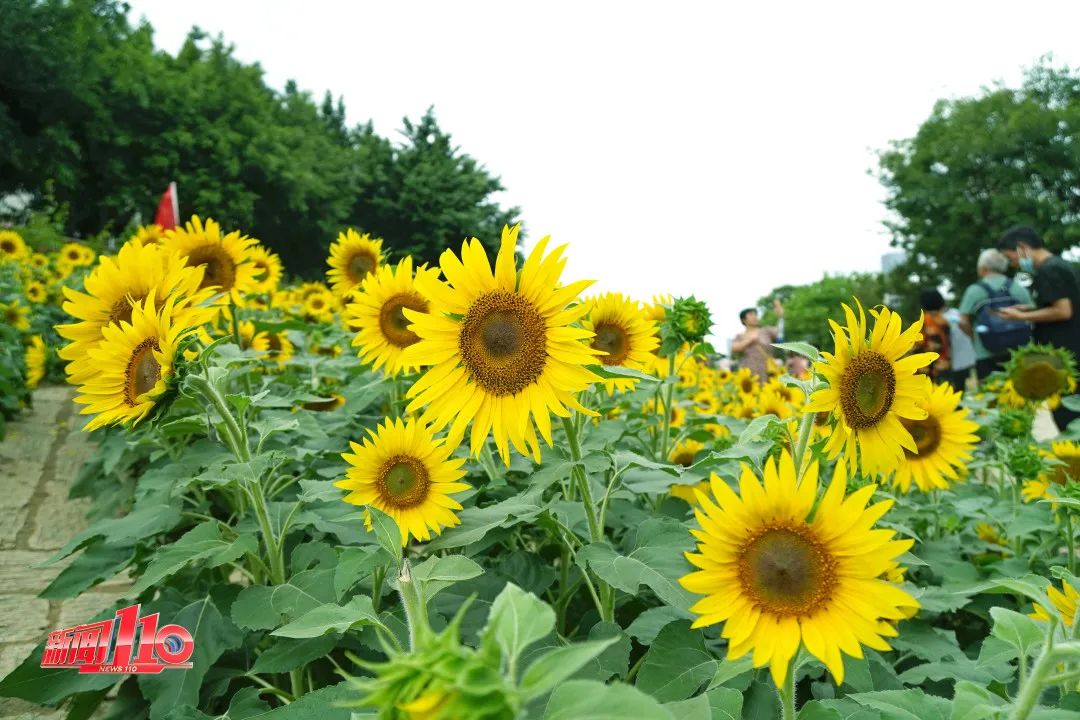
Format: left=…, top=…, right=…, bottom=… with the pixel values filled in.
left=914, top=289, right=952, bottom=384
left=957, top=249, right=1033, bottom=380
left=732, top=298, right=784, bottom=382
left=945, top=306, right=976, bottom=392
left=996, top=225, right=1080, bottom=431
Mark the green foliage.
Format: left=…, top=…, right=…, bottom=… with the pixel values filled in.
left=878, top=60, right=1080, bottom=292
left=758, top=272, right=885, bottom=349
left=0, top=0, right=518, bottom=274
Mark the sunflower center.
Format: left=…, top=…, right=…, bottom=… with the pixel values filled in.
left=1051, top=455, right=1080, bottom=486
left=109, top=295, right=143, bottom=326
left=902, top=415, right=942, bottom=458
left=0, top=240, right=14, bottom=254
left=459, top=290, right=547, bottom=396
left=184, top=245, right=237, bottom=291
left=376, top=455, right=430, bottom=509
left=839, top=351, right=896, bottom=429
left=738, top=526, right=836, bottom=617
left=267, top=333, right=282, bottom=352
left=592, top=322, right=630, bottom=365
left=1012, top=356, right=1064, bottom=400
left=379, top=293, right=428, bottom=348
left=347, top=251, right=377, bottom=282
left=124, top=339, right=162, bottom=406
left=740, top=378, right=755, bottom=394
left=671, top=450, right=696, bottom=467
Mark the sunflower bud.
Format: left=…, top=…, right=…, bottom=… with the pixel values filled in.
left=662, top=296, right=712, bottom=350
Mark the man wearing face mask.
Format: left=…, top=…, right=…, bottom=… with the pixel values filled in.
left=996, top=225, right=1080, bottom=430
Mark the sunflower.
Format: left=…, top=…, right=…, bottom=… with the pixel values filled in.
left=0, top=230, right=29, bottom=262
left=238, top=320, right=270, bottom=352
left=671, top=479, right=709, bottom=505
left=29, top=253, right=50, bottom=270
left=758, top=387, right=793, bottom=420
left=694, top=391, right=720, bottom=416
left=890, top=383, right=980, bottom=493
left=734, top=368, right=759, bottom=396
left=400, top=225, right=602, bottom=464
left=803, top=301, right=936, bottom=477
left=265, top=331, right=295, bottom=367
left=680, top=452, right=917, bottom=686
left=1006, top=344, right=1077, bottom=404
left=1040, top=440, right=1080, bottom=487
left=56, top=241, right=212, bottom=366
left=327, top=228, right=383, bottom=296
left=130, top=224, right=165, bottom=247
left=670, top=438, right=706, bottom=467
left=347, top=256, right=439, bottom=376
left=59, top=242, right=96, bottom=267
left=25, top=335, right=47, bottom=388
left=304, top=289, right=337, bottom=322
left=645, top=399, right=687, bottom=429
left=163, top=216, right=263, bottom=301
left=24, top=280, right=47, bottom=305
left=70, top=292, right=208, bottom=431
left=302, top=393, right=346, bottom=412
left=582, top=292, right=659, bottom=392
left=1, top=301, right=31, bottom=331
left=1031, top=581, right=1080, bottom=628
left=247, top=245, right=283, bottom=294
left=336, top=417, right=469, bottom=544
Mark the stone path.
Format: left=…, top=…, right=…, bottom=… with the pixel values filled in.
left=0, top=386, right=125, bottom=720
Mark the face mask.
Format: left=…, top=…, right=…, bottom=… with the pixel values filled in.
left=1019, top=256, right=1034, bottom=273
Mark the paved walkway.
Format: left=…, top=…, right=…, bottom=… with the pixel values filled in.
left=0, top=386, right=124, bottom=720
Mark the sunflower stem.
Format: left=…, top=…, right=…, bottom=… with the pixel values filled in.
left=659, top=355, right=677, bottom=462
left=1066, top=513, right=1076, bottom=576
left=397, top=558, right=430, bottom=651
left=778, top=659, right=797, bottom=720
left=792, top=409, right=816, bottom=481
left=1009, top=618, right=1059, bottom=720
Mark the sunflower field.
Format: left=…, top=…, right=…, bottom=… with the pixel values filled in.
left=1, top=217, right=1080, bottom=720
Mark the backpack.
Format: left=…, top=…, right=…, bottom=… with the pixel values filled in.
left=974, top=280, right=1032, bottom=354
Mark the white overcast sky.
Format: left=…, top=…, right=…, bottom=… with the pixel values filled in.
left=127, top=1, right=1080, bottom=345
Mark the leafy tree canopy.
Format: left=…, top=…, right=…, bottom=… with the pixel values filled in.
left=878, top=60, right=1080, bottom=292
left=0, top=0, right=519, bottom=275
left=757, top=272, right=885, bottom=350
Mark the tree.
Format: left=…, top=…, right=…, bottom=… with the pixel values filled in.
left=0, top=0, right=519, bottom=276
left=878, top=61, right=1080, bottom=293
left=758, top=272, right=886, bottom=350
left=348, top=109, right=521, bottom=267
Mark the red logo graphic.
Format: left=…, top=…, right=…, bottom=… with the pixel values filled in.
left=40, top=603, right=194, bottom=674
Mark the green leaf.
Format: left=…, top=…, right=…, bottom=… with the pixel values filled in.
left=252, top=635, right=340, bottom=674
left=950, top=680, right=1006, bottom=720
left=483, top=583, right=555, bottom=668
left=989, top=606, right=1045, bottom=660
left=847, top=689, right=951, bottom=720
left=544, top=680, right=674, bottom=719
left=272, top=595, right=385, bottom=638
left=521, top=637, right=619, bottom=700
left=636, top=621, right=717, bottom=702
left=138, top=594, right=243, bottom=720
left=626, top=607, right=691, bottom=646
left=663, top=694, right=711, bottom=720
left=39, top=542, right=134, bottom=599
left=0, top=631, right=117, bottom=704
left=45, top=503, right=182, bottom=564
left=411, top=554, right=484, bottom=598
left=129, top=522, right=258, bottom=595
left=241, top=682, right=355, bottom=720
left=577, top=518, right=696, bottom=611
left=424, top=490, right=548, bottom=550
left=708, top=656, right=755, bottom=689
left=772, top=341, right=822, bottom=362
left=588, top=364, right=661, bottom=385
left=367, top=506, right=401, bottom=560
left=231, top=568, right=336, bottom=630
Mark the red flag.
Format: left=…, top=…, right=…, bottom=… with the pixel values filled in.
left=154, top=182, right=179, bottom=229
